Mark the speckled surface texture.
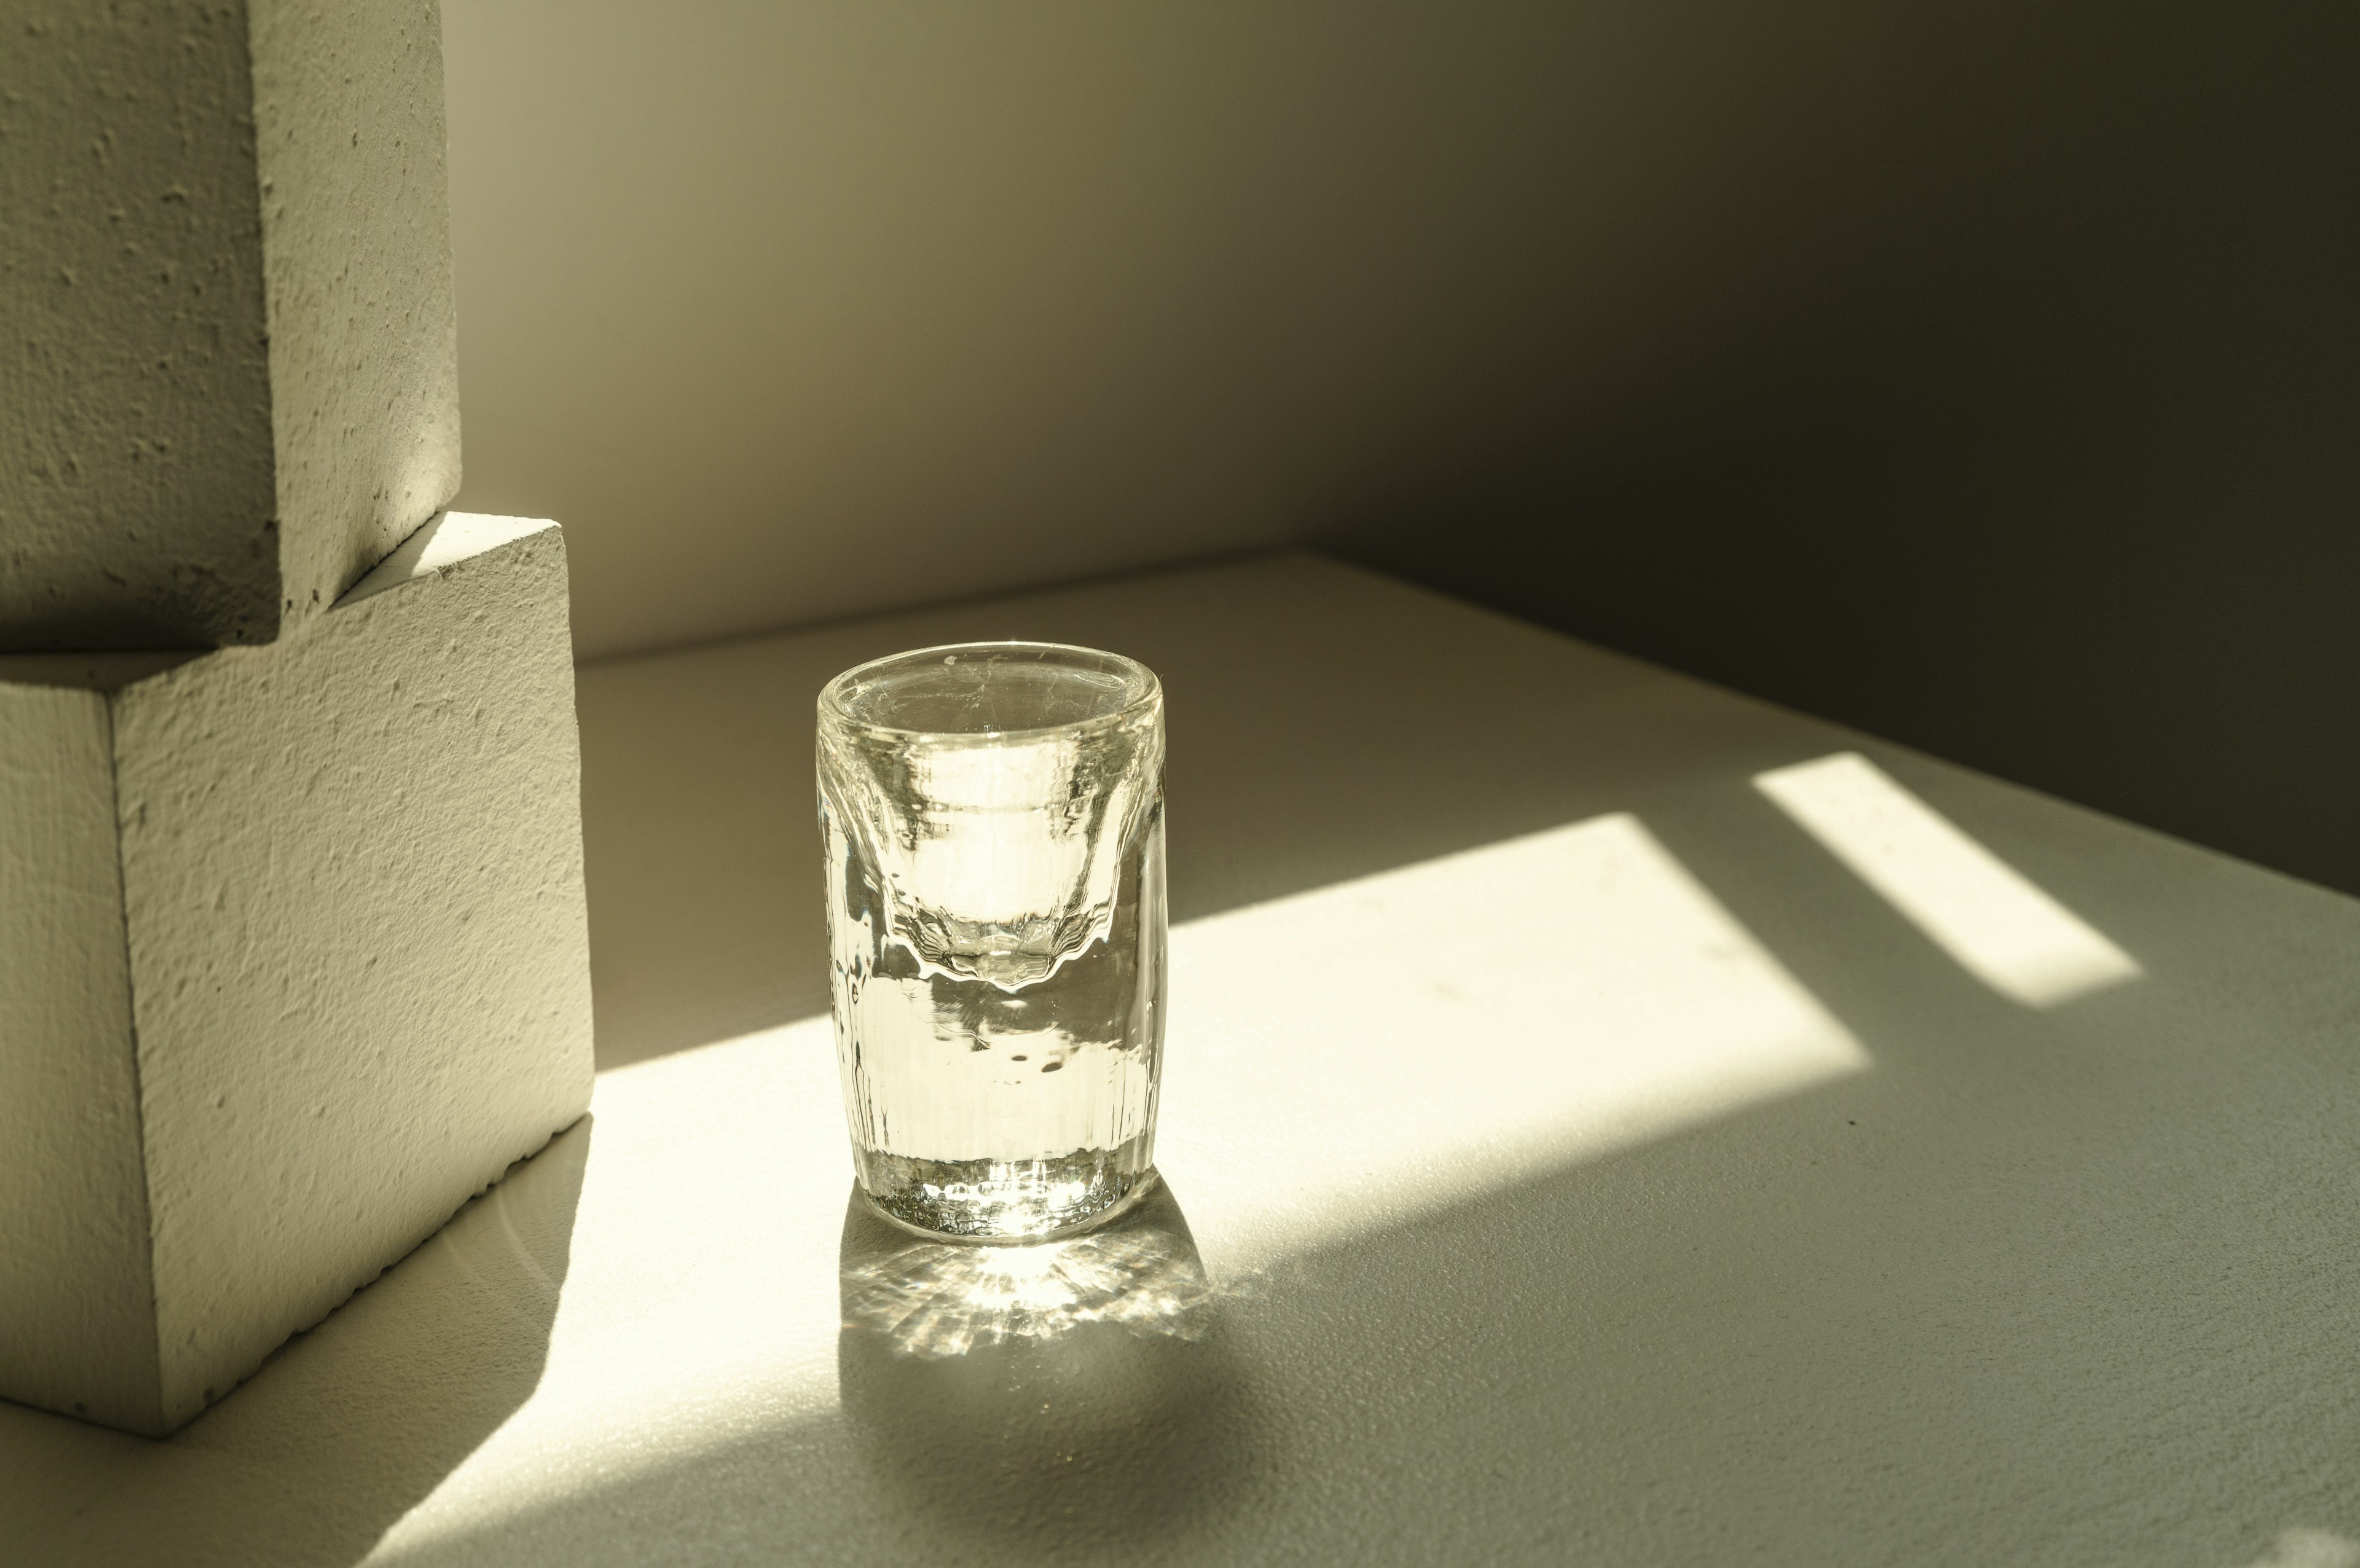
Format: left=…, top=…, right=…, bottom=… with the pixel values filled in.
left=0, top=0, right=458, bottom=649
left=247, top=0, right=460, bottom=629
left=0, top=681, right=161, bottom=1434
left=3, top=555, right=2351, bottom=1562
left=0, top=514, right=592, bottom=1437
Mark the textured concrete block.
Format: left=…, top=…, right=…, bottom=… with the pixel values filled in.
left=0, top=514, right=592, bottom=1435
left=0, top=0, right=460, bottom=649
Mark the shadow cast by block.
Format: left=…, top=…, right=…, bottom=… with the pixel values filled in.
left=0, top=1118, right=591, bottom=1568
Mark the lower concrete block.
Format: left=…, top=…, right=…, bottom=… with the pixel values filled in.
left=0, top=513, right=593, bottom=1435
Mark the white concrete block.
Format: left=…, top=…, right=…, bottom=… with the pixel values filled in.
left=0, top=0, right=460, bottom=649
left=0, top=514, right=592, bottom=1435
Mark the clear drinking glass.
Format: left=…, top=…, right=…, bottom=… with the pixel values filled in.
left=817, top=642, right=1167, bottom=1243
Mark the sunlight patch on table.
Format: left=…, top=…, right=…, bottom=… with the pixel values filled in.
left=376, top=812, right=1867, bottom=1555
left=1157, top=812, right=1871, bottom=1276
left=1755, top=752, right=2139, bottom=1007
left=372, top=1021, right=851, bottom=1561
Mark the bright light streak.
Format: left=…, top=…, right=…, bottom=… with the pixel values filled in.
left=371, top=1022, right=853, bottom=1561
left=1157, top=812, right=1870, bottom=1276
left=1754, top=752, right=2139, bottom=1008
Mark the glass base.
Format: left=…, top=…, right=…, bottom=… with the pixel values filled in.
left=854, top=1149, right=1160, bottom=1245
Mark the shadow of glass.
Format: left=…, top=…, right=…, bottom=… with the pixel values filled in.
left=835, top=1177, right=1259, bottom=1553
left=0, top=1117, right=591, bottom=1567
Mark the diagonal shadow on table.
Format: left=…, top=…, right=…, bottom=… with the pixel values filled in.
left=0, top=1117, right=591, bottom=1568
left=834, top=1179, right=1265, bottom=1557
left=578, top=551, right=1911, bottom=1069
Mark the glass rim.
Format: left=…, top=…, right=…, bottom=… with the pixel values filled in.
left=817, top=640, right=1162, bottom=743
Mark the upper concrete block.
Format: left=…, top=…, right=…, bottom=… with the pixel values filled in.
left=0, top=0, right=460, bottom=649
left=0, top=513, right=591, bottom=1436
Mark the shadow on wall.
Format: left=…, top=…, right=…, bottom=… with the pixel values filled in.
left=0, top=1118, right=591, bottom=1568
left=1316, top=1, right=2360, bottom=898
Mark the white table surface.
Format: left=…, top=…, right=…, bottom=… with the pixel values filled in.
left=7, top=553, right=2358, bottom=1567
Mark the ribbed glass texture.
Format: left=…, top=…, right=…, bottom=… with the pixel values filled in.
left=817, top=642, right=1166, bottom=1242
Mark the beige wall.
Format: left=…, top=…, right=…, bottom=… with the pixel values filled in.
left=442, top=1, right=2359, bottom=894
left=442, top=0, right=1871, bottom=658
